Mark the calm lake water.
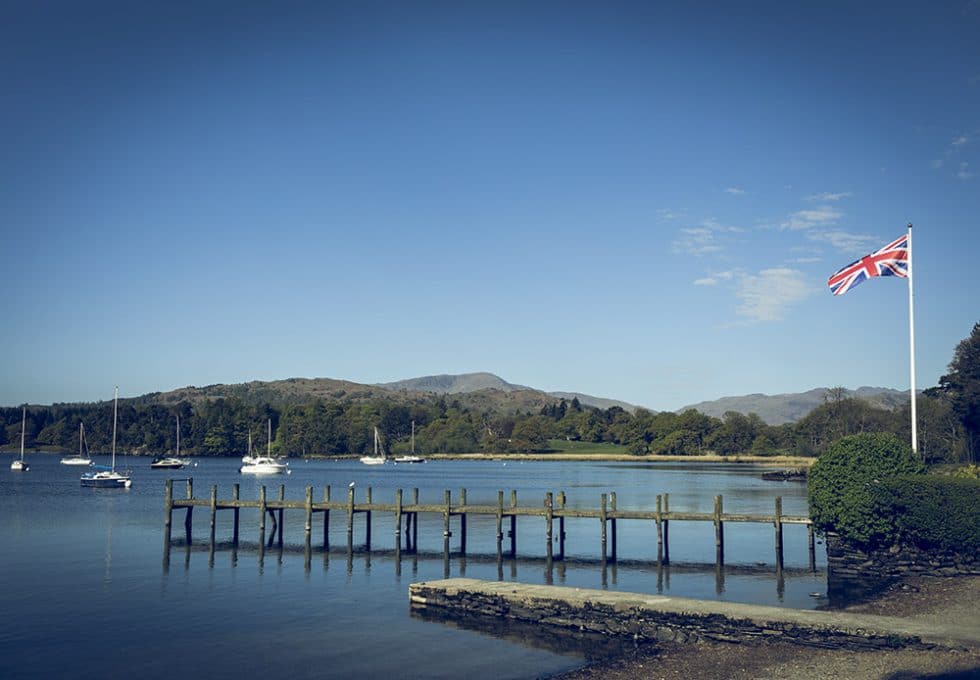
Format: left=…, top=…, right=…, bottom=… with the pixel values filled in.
left=0, top=455, right=825, bottom=679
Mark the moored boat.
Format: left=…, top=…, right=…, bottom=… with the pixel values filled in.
left=10, top=407, right=29, bottom=472
left=81, top=388, right=131, bottom=489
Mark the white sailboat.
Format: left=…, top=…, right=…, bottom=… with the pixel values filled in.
left=394, top=420, right=425, bottom=464
left=61, top=422, right=94, bottom=466
left=239, top=419, right=289, bottom=474
left=81, top=387, right=132, bottom=488
left=360, top=427, right=386, bottom=465
left=151, top=414, right=186, bottom=469
left=10, top=407, right=29, bottom=471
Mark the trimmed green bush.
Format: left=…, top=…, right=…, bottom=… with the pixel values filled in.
left=873, top=475, right=980, bottom=553
left=808, top=432, right=925, bottom=546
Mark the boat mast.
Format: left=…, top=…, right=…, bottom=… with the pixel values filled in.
left=267, top=418, right=272, bottom=457
left=79, top=422, right=84, bottom=458
left=411, top=420, right=415, bottom=454
left=111, top=387, right=118, bottom=472
left=20, top=407, right=26, bottom=462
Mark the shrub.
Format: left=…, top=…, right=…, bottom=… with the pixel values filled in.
left=808, top=432, right=925, bottom=545
left=872, top=475, right=980, bottom=553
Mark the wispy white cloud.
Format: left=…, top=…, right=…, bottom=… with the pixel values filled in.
left=790, top=256, right=822, bottom=264
left=957, top=162, right=974, bottom=180
left=952, top=135, right=970, bottom=147
left=807, top=230, right=877, bottom=252
left=932, top=158, right=945, bottom=169
left=724, top=187, right=745, bottom=195
left=693, top=270, right=735, bottom=286
left=673, top=227, right=722, bottom=255
left=657, top=208, right=686, bottom=221
left=804, top=192, right=852, bottom=202
left=735, top=268, right=811, bottom=322
left=672, top=220, right=742, bottom=256
left=780, top=205, right=843, bottom=230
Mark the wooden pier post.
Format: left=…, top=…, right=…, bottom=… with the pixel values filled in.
left=323, top=485, right=331, bottom=549
left=164, top=478, right=173, bottom=542
left=412, top=487, right=419, bottom=550
left=610, top=492, right=618, bottom=563
left=186, top=477, right=194, bottom=500
left=277, top=484, right=285, bottom=548
left=184, top=478, right=194, bottom=544
left=259, top=485, right=267, bottom=533
left=663, top=492, right=671, bottom=565
left=395, top=488, right=403, bottom=555
left=496, top=490, right=504, bottom=560
left=304, top=486, right=313, bottom=540
left=655, top=494, right=663, bottom=563
left=600, top=493, right=608, bottom=563
left=509, top=490, right=518, bottom=558
left=365, top=486, right=373, bottom=551
left=557, top=491, right=566, bottom=561
left=545, top=492, right=554, bottom=562
left=714, top=494, right=725, bottom=566
left=232, top=483, right=240, bottom=545
left=807, top=522, right=816, bottom=572
left=346, top=484, right=355, bottom=549
left=209, top=484, right=218, bottom=545
left=774, top=496, right=784, bottom=572
left=459, top=488, right=467, bottom=554
left=443, top=489, right=452, bottom=553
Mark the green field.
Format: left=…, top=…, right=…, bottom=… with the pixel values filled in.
left=545, top=439, right=629, bottom=455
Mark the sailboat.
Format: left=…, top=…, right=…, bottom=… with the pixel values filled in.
left=151, top=414, right=186, bottom=469
left=10, top=407, right=29, bottom=471
left=394, top=420, right=425, bottom=464
left=239, top=419, right=289, bottom=474
left=61, top=422, right=94, bottom=466
left=360, top=427, right=387, bottom=465
left=81, top=387, right=132, bottom=488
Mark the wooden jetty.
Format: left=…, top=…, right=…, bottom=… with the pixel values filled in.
left=163, top=479, right=817, bottom=571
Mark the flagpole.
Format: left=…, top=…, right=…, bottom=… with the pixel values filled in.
left=907, top=223, right=918, bottom=455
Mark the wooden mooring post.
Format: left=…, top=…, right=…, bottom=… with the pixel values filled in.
left=164, top=483, right=815, bottom=575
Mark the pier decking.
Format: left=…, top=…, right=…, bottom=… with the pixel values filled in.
left=163, top=478, right=816, bottom=571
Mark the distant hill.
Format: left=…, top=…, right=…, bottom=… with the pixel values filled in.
left=678, top=386, right=911, bottom=425
left=377, top=372, right=531, bottom=394
left=377, top=372, right=639, bottom=412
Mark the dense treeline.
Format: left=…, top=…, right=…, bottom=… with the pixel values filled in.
left=4, top=322, right=976, bottom=464
left=0, top=389, right=971, bottom=464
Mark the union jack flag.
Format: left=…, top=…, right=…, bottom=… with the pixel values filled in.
left=827, top=233, right=909, bottom=296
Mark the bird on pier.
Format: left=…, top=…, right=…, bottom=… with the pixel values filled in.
left=349, top=481, right=355, bottom=489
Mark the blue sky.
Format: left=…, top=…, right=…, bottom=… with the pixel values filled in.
left=3, top=0, right=979, bottom=411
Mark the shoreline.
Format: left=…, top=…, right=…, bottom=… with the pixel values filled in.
left=553, top=575, right=980, bottom=680
left=8, top=449, right=815, bottom=467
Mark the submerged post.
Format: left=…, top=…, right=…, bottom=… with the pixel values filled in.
left=304, top=486, right=313, bottom=539
left=443, top=489, right=452, bottom=554
left=259, top=485, right=267, bottom=533
left=807, top=522, right=816, bottom=572
left=655, top=493, right=663, bottom=563
left=663, top=492, right=671, bottom=565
